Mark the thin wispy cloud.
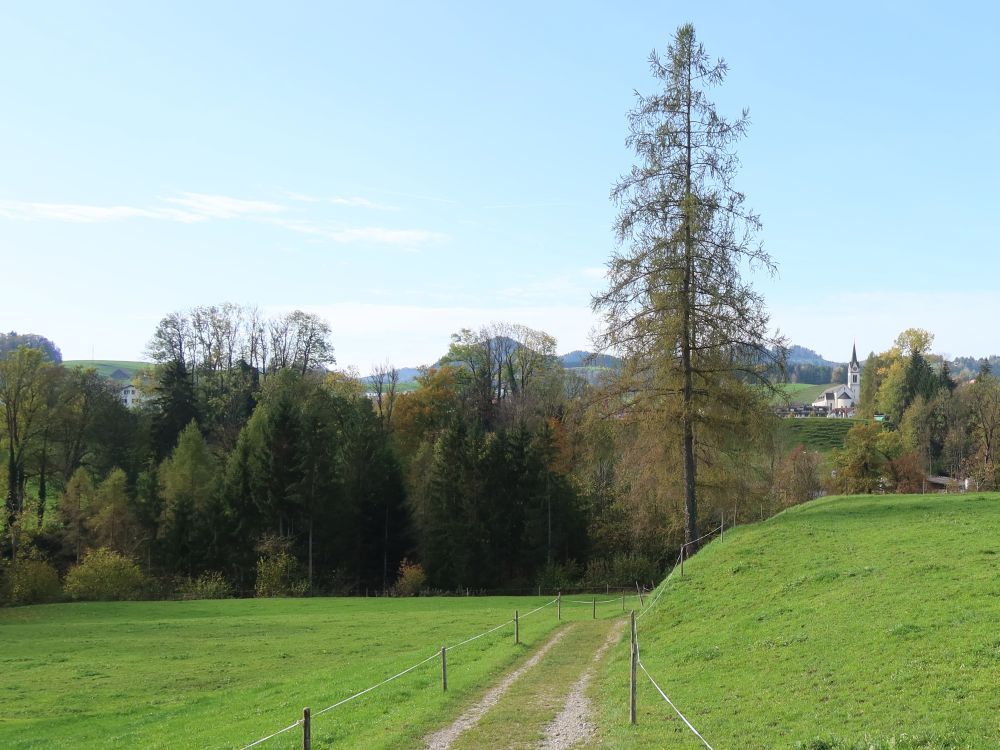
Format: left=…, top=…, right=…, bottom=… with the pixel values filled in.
left=284, top=191, right=397, bottom=210
left=164, top=192, right=284, bottom=219
left=0, top=191, right=446, bottom=247
left=0, top=199, right=200, bottom=223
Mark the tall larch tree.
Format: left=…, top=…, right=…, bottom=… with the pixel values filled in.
left=594, top=24, right=781, bottom=548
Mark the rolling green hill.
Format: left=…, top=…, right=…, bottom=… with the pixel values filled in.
left=63, top=360, right=150, bottom=380
left=594, top=492, right=1000, bottom=749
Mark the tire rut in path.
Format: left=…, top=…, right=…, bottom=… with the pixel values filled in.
left=538, top=619, right=626, bottom=750
left=422, top=626, right=572, bottom=750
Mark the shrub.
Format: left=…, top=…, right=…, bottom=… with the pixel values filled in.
left=394, top=559, right=426, bottom=596
left=175, top=571, right=233, bottom=600
left=535, top=560, right=580, bottom=592
left=255, top=551, right=306, bottom=597
left=583, top=553, right=659, bottom=589
left=64, top=548, right=147, bottom=601
left=0, top=558, right=62, bottom=606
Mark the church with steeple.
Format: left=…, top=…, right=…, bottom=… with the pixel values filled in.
left=811, top=344, right=862, bottom=415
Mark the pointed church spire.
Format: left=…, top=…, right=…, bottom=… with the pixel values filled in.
left=850, top=342, right=859, bottom=367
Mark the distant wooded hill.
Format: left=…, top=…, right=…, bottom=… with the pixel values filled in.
left=361, top=349, right=624, bottom=386
left=783, top=344, right=841, bottom=367
left=0, top=332, right=62, bottom=363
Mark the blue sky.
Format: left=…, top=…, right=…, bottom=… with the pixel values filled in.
left=2, top=2, right=998, bottom=370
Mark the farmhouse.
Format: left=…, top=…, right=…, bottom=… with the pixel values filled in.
left=119, top=383, right=145, bottom=409
left=812, top=344, right=862, bottom=416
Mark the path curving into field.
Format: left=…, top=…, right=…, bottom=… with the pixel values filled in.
left=538, top=619, right=625, bottom=749
left=422, top=617, right=626, bottom=750
left=423, top=626, right=573, bottom=750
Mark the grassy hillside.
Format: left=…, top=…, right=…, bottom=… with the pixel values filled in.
left=593, top=493, right=1000, bottom=749
left=778, top=416, right=861, bottom=453
left=62, top=359, right=150, bottom=379
left=0, top=596, right=569, bottom=749
left=775, top=382, right=838, bottom=405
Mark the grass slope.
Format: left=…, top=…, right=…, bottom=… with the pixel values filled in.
left=776, top=382, right=838, bottom=405
left=592, top=493, right=1000, bottom=749
left=778, top=417, right=861, bottom=453
left=0, top=596, right=566, bottom=749
left=62, top=360, right=149, bottom=379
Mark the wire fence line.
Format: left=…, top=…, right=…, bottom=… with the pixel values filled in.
left=237, top=597, right=559, bottom=749
left=638, top=659, right=715, bottom=750
left=239, top=718, right=303, bottom=750
left=636, top=522, right=724, bottom=621
left=626, top=522, right=726, bottom=748
left=636, top=549, right=682, bottom=621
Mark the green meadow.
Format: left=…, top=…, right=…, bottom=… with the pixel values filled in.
left=62, top=359, right=150, bottom=379
left=0, top=595, right=575, bottom=749
left=775, top=382, right=837, bottom=406
left=592, top=493, right=1000, bottom=749
left=3, top=494, right=997, bottom=750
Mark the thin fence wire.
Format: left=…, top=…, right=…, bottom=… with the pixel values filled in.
left=312, top=651, right=441, bottom=718
left=520, top=598, right=558, bottom=618
left=237, top=598, right=558, bottom=749
left=684, top=523, right=724, bottom=549
left=638, top=660, right=715, bottom=750
left=637, top=549, right=682, bottom=621
left=239, top=718, right=303, bottom=750
left=566, top=597, right=622, bottom=605
left=637, top=523, right=723, bottom=621
left=448, top=619, right=514, bottom=651
left=628, top=525, right=723, bottom=749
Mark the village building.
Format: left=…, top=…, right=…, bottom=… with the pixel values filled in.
left=119, top=383, right=145, bottom=409
left=812, top=344, right=862, bottom=416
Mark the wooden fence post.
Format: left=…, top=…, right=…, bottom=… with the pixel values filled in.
left=680, top=545, right=685, bottom=576
left=441, top=647, right=447, bottom=692
left=302, top=707, right=311, bottom=750
left=557, top=592, right=561, bottom=621
left=515, top=609, right=519, bottom=644
left=629, top=610, right=637, bottom=725
left=592, top=597, right=596, bottom=619
left=721, top=511, right=725, bottom=542
left=621, top=590, right=625, bottom=612
left=635, top=581, right=645, bottom=607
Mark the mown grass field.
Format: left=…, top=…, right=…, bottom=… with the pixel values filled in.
left=592, top=493, right=1000, bottom=749
left=775, top=382, right=837, bottom=406
left=0, top=595, right=581, bottom=749
left=778, top=416, right=861, bottom=453
left=62, top=359, right=149, bottom=379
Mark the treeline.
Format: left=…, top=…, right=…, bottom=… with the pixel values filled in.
left=7, top=315, right=997, bottom=605
left=2, top=309, right=693, bottom=603
left=0, top=331, right=61, bottom=364
left=830, top=328, right=1000, bottom=492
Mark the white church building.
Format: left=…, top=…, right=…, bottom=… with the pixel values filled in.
left=812, top=345, right=862, bottom=416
